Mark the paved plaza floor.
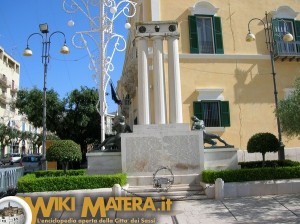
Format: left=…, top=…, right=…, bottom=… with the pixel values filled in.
left=165, top=194, right=300, bottom=224
left=18, top=190, right=300, bottom=224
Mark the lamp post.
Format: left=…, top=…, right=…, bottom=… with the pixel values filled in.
left=23, top=23, right=70, bottom=159
left=246, top=12, right=294, bottom=160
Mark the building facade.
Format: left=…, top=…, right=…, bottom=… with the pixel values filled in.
left=0, top=46, right=39, bottom=155
left=118, top=0, right=300, bottom=152
left=0, top=46, right=19, bottom=121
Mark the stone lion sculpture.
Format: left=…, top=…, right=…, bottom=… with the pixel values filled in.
left=98, top=115, right=132, bottom=151
left=191, top=116, right=233, bottom=148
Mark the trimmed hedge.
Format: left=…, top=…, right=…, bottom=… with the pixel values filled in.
left=18, top=172, right=127, bottom=193
left=202, top=166, right=300, bottom=184
left=46, top=140, right=82, bottom=163
left=247, top=133, right=280, bottom=157
left=34, top=170, right=86, bottom=177
left=239, top=160, right=300, bottom=169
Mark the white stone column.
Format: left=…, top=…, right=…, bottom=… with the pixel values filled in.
left=152, top=35, right=166, bottom=124
left=167, top=35, right=183, bottom=123
left=137, top=37, right=150, bottom=124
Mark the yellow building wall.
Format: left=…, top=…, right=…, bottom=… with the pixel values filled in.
left=177, top=59, right=300, bottom=149
left=158, top=0, right=300, bottom=54
left=121, top=0, right=300, bottom=151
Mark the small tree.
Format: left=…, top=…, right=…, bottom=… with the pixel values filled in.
left=46, top=140, right=82, bottom=174
left=276, top=77, right=300, bottom=137
left=247, top=132, right=280, bottom=165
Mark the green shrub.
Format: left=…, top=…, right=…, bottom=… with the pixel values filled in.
left=35, top=169, right=86, bottom=178
left=46, top=140, right=82, bottom=174
left=18, top=172, right=127, bottom=193
left=247, top=132, right=280, bottom=163
left=239, top=160, right=300, bottom=169
left=202, top=166, right=300, bottom=184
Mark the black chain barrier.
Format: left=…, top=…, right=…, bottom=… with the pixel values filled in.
left=120, top=166, right=213, bottom=202
left=153, top=166, right=174, bottom=191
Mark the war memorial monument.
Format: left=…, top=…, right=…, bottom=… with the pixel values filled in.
left=87, top=21, right=239, bottom=188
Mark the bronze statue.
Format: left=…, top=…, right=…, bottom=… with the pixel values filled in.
left=191, top=116, right=233, bottom=148
left=98, top=115, right=132, bottom=151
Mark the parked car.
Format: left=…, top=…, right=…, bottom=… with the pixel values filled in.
left=0, top=153, right=21, bottom=165
left=10, top=153, right=21, bottom=164
left=19, top=155, right=42, bottom=173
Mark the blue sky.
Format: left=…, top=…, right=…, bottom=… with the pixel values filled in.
left=0, top=0, right=128, bottom=113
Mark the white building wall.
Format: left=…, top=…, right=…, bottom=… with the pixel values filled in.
left=0, top=46, right=40, bottom=155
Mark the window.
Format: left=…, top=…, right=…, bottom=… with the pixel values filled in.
left=124, top=94, right=131, bottom=105
left=294, top=20, right=300, bottom=43
left=22, top=122, right=26, bottom=132
left=196, top=17, right=214, bottom=53
left=272, top=19, right=300, bottom=55
left=134, top=117, right=138, bottom=125
left=193, top=101, right=230, bottom=127
left=188, top=15, right=224, bottom=54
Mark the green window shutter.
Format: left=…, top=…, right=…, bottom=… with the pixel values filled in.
left=220, top=101, right=230, bottom=127
left=294, top=20, right=300, bottom=52
left=213, top=16, right=224, bottom=54
left=193, top=101, right=203, bottom=120
left=188, top=16, right=199, bottom=53
left=294, top=20, right=300, bottom=41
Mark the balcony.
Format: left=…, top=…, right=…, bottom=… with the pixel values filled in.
left=0, top=93, right=7, bottom=104
left=0, top=75, right=10, bottom=88
left=274, top=41, right=300, bottom=61
left=10, top=87, right=18, bottom=94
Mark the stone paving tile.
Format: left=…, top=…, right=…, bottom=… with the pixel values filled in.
left=112, top=211, right=176, bottom=224
left=173, top=199, right=227, bottom=211
left=175, top=213, right=237, bottom=224
left=171, top=200, right=237, bottom=224
left=272, top=194, right=300, bottom=216
left=222, top=196, right=300, bottom=223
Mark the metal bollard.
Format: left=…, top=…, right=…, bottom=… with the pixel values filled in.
left=215, top=178, right=224, bottom=200
left=112, top=184, right=122, bottom=197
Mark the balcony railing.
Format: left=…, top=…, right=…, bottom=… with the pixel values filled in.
left=0, top=93, right=6, bottom=104
left=0, top=75, right=9, bottom=88
left=10, top=87, right=18, bottom=93
left=274, top=41, right=300, bottom=61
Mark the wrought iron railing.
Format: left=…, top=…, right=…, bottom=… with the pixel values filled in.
left=0, top=75, right=8, bottom=87
left=0, top=167, right=24, bottom=193
left=274, top=40, right=300, bottom=58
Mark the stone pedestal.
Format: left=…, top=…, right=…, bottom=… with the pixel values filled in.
left=86, top=151, right=121, bottom=175
left=204, top=148, right=240, bottom=170
left=121, top=124, right=204, bottom=185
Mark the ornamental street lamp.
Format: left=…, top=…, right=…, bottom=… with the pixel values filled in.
left=246, top=12, right=294, bottom=160
left=63, top=0, right=137, bottom=149
left=23, top=23, right=70, bottom=159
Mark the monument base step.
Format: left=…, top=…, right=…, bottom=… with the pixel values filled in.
left=125, top=184, right=207, bottom=201
left=127, top=174, right=201, bottom=186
